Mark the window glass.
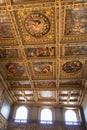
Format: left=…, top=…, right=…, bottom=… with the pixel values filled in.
left=15, top=106, right=28, bottom=123
left=40, top=108, right=52, bottom=124
left=1, top=98, right=11, bottom=119
left=65, top=110, right=78, bottom=125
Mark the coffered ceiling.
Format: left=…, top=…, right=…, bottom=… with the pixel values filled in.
left=0, top=0, right=87, bottom=107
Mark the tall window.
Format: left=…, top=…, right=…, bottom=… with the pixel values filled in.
left=40, top=108, right=52, bottom=124
left=15, top=106, right=28, bottom=123
left=65, top=110, right=77, bottom=125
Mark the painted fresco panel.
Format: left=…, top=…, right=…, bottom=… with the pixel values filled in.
left=61, top=45, right=87, bottom=56
left=39, top=91, right=54, bottom=98
left=33, top=62, right=53, bottom=75
left=60, top=59, right=84, bottom=79
left=9, top=80, right=31, bottom=87
left=13, top=0, right=36, bottom=2
left=60, top=79, right=82, bottom=86
left=0, top=14, right=13, bottom=38
left=6, top=63, right=24, bottom=75
left=2, top=62, right=26, bottom=77
left=13, top=0, right=23, bottom=2
left=14, top=7, right=55, bottom=44
left=84, top=61, right=87, bottom=78
left=0, top=49, right=19, bottom=59
left=12, top=0, right=53, bottom=3
left=34, top=80, right=56, bottom=88
left=24, top=12, right=50, bottom=37
left=75, top=0, right=87, bottom=3
left=65, top=8, right=87, bottom=35
left=63, top=60, right=83, bottom=73
left=25, top=47, right=55, bottom=58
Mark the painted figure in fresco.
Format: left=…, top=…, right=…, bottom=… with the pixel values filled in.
left=65, top=8, right=87, bottom=35
left=6, top=63, right=24, bottom=75
left=33, top=62, right=53, bottom=74
left=63, top=60, right=82, bottom=73
left=24, top=12, right=50, bottom=37
left=26, top=47, right=55, bottom=57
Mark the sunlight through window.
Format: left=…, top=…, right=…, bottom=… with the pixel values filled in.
left=40, top=108, right=52, bottom=124
left=15, top=106, right=28, bottom=123
left=65, top=110, right=77, bottom=125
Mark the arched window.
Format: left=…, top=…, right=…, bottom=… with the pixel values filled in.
left=40, top=108, right=52, bottom=124
left=15, top=106, right=28, bottom=123
left=65, top=110, right=77, bottom=125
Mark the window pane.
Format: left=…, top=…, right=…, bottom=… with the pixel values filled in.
left=40, top=108, right=52, bottom=124
left=65, top=110, right=77, bottom=125
left=15, top=106, right=28, bottom=123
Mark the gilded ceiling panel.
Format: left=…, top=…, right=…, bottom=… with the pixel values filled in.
left=17, top=96, right=34, bottom=102
left=14, top=90, right=34, bottom=102
left=12, top=0, right=55, bottom=4
left=25, top=46, right=55, bottom=59
left=1, top=62, right=27, bottom=78
left=74, top=0, right=87, bottom=4
left=0, top=13, right=13, bottom=38
left=8, top=80, right=31, bottom=88
left=83, top=60, right=87, bottom=78
left=61, top=44, right=87, bottom=57
left=60, top=59, right=85, bottom=78
left=26, top=96, right=34, bottom=101
left=65, top=8, right=87, bottom=35
left=61, top=4, right=87, bottom=42
left=0, top=48, right=21, bottom=60
left=0, top=12, right=18, bottom=45
left=13, top=0, right=29, bottom=1
left=14, top=7, right=55, bottom=44
left=59, top=89, right=81, bottom=105
left=59, top=79, right=82, bottom=86
left=34, top=80, right=56, bottom=88
left=14, top=90, right=33, bottom=95
left=30, top=61, right=55, bottom=79
left=38, top=90, right=56, bottom=101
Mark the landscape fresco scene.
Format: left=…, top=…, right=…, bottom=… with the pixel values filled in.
left=63, top=46, right=87, bottom=56
left=0, top=49, right=19, bottom=59
left=0, top=14, right=13, bottom=38
left=65, top=8, right=87, bottom=35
